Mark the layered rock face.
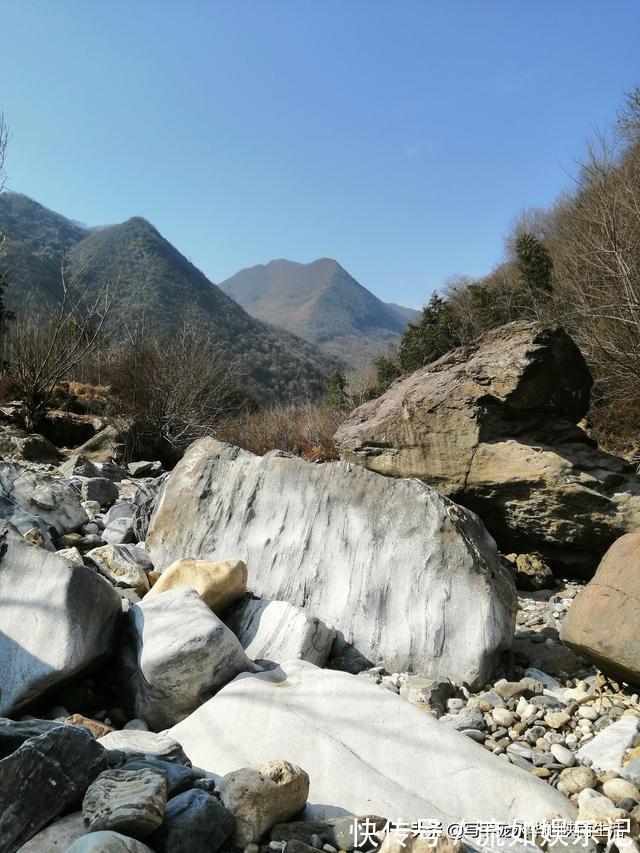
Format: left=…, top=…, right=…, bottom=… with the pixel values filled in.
left=335, top=322, right=640, bottom=575
left=169, top=660, right=575, bottom=824
left=146, top=438, right=516, bottom=686
left=561, top=532, right=640, bottom=685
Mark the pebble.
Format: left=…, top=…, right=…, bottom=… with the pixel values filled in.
left=550, top=743, right=575, bottom=767
left=492, top=708, right=514, bottom=727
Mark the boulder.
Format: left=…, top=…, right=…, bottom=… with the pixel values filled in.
left=217, top=759, right=309, bottom=845
left=87, top=545, right=151, bottom=596
left=58, top=455, right=102, bottom=479
left=102, top=503, right=137, bottom=545
left=0, top=726, right=107, bottom=851
left=97, top=730, right=189, bottom=765
left=0, top=463, right=88, bottom=544
left=0, top=717, right=60, bottom=759
left=122, top=758, right=200, bottom=796
left=72, top=425, right=121, bottom=463
left=148, top=789, right=235, bottom=853
left=65, top=832, right=154, bottom=853
left=147, top=438, right=516, bottom=685
left=147, top=558, right=247, bottom=612
left=334, top=322, right=640, bottom=575
left=121, top=588, right=256, bottom=729
left=576, top=716, right=640, bottom=773
left=16, top=811, right=87, bottom=851
left=0, top=523, right=122, bottom=716
left=0, top=425, right=62, bottom=464
left=168, top=660, right=575, bottom=825
left=561, top=533, right=640, bottom=684
left=82, top=768, right=167, bottom=837
left=225, top=596, right=335, bottom=667
left=81, top=478, right=119, bottom=507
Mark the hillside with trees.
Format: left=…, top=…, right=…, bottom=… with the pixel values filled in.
left=0, top=194, right=341, bottom=405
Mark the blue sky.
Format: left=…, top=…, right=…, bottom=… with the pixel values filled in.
left=1, top=2, right=639, bottom=308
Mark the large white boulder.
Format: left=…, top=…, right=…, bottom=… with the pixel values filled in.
left=224, top=597, right=335, bottom=667
left=121, top=588, right=257, bottom=730
left=147, top=439, right=516, bottom=685
left=168, top=660, right=575, bottom=825
left=0, top=523, right=121, bottom=716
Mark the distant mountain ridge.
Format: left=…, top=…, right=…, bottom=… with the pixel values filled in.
left=220, top=257, right=418, bottom=368
left=0, top=193, right=341, bottom=403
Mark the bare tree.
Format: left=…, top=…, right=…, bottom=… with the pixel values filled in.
left=107, top=318, right=247, bottom=463
left=4, top=259, right=118, bottom=428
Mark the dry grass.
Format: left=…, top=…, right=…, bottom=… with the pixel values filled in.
left=217, top=401, right=344, bottom=461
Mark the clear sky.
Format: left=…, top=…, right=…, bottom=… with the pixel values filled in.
left=1, top=2, right=639, bottom=308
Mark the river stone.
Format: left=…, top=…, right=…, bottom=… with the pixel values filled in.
left=558, top=766, right=598, bottom=795
left=123, top=758, right=200, bottom=796
left=0, top=523, right=121, bottom=716
left=334, top=322, right=640, bottom=575
left=602, top=778, right=640, bottom=806
left=83, top=768, right=167, bottom=837
left=576, top=716, right=640, bottom=772
left=81, top=478, right=119, bottom=508
left=217, top=759, right=309, bottom=845
left=270, top=816, right=387, bottom=850
left=0, top=726, right=107, bottom=850
left=121, top=588, right=256, bottom=729
left=147, top=558, right=247, bottom=613
left=65, top=831, right=155, bottom=852
left=561, top=533, right=640, bottom=685
left=147, top=438, right=516, bottom=686
left=16, top=811, right=87, bottom=851
left=87, top=545, right=151, bottom=596
left=97, top=730, right=190, bottom=765
left=225, top=596, right=335, bottom=667
left=0, top=463, right=88, bottom=543
left=169, top=660, right=575, bottom=824
left=148, top=788, right=235, bottom=852
left=0, top=717, right=60, bottom=758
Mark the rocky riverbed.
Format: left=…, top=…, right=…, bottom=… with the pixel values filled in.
left=1, top=322, right=639, bottom=853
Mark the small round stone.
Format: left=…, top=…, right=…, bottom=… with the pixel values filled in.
left=550, top=743, right=575, bottom=767
left=492, top=708, right=514, bottom=727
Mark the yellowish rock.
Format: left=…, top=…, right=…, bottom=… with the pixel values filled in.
left=146, top=559, right=247, bottom=612
left=602, top=777, right=640, bottom=805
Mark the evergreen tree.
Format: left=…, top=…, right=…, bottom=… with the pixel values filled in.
left=514, top=232, right=553, bottom=294
left=325, top=369, right=348, bottom=409
left=399, top=293, right=462, bottom=372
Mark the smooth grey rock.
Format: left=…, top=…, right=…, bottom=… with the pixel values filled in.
left=398, top=676, right=455, bottom=715
left=169, top=660, right=575, bottom=824
left=148, top=788, right=235, bottom=852
left=0, top=463, right=88, bottom=544
left=121, top=588, right=256, bottom=729
left=81, top=478, right=119, bottom=508
left=0, top=726, right=107, bottom=851
left=87, top=545, right=151, bottom=596
left=65, top=831, right=155, bottom=852
left=16, top=810, right=87, bottom=851
left=0, top=523, right=121, bottom=716
left=576, top=715, right=640, bottom=772
left=439, top=710, right=486, bottom=732
left=82, top=768, right=167, bottom=837
left=147, top=438, right=517, bottom=686
left=524, top=668, right=561, bottom=689
left=97, top=730, right=190, bottom=765
left=622, top=758, right=640, bottom=788
left=102, top=503, right=136, bottom=544
left=128, top=461, right=162, bottom=478
left=225, top=597, right=335, bottom=667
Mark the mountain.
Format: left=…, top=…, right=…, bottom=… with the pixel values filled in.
left=386, top=302, right=421, bottom=324
left=0, top=194, right=341, bottom=403
left=219, top=258, right=417, bottom=369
